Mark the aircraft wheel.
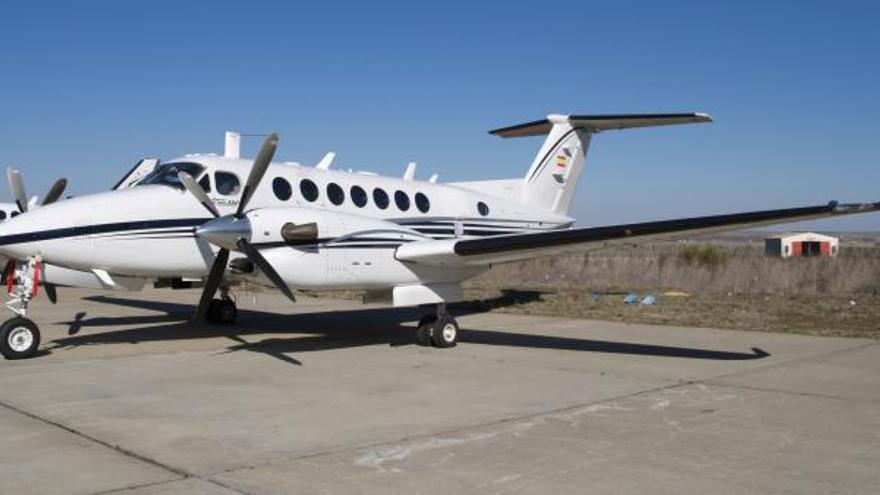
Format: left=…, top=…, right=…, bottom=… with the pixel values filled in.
left=416, top=314, right=436, bottom=346
left=0, top=317, right=41, bottom=360
left=430, top=314, right=458, bottom=348
left=209, top=298, right=237, bottom=325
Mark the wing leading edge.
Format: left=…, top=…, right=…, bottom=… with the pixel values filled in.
left=395, top=201, right=880, bottom=266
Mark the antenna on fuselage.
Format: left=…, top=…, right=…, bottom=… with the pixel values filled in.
left=315, top=152, right=336, bottom=170
left=225, top=131, right=277, bottom=160
left=224, top=131, right=241, bottom=159
left=403, top=162, right=417, bottom=181
left=428, top=173, right=439, bottom=183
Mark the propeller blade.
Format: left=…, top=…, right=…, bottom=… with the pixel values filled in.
left=236, top=238, right=295, bottom=302
left=178, top=172, right=220, bottom=218
left=44, top=282, right=58, bottom=304
left=37, top=260, right=58, bottom=304
left=7, top=167, right=28, bottom=213
left=194, top=248, right=229, bottom=321
left=235, top=133, right=278, bottom=218
left=41, top=178, right=67, bottom=206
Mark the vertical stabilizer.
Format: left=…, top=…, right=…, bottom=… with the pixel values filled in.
left=518, top=115, right=590, bottom=214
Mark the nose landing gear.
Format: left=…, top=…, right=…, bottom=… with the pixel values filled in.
left=0, top=257, right=43, bottom=359
left=415, top=303, right=459, bottom=348
left=0, top=317, right=40, bottom=360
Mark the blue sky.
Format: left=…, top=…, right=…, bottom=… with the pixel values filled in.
left=1, top=1, right=878, bottom=230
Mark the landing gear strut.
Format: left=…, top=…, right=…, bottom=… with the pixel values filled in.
left=0, top=258, right=42, bottom=359
left=206, top=285, right=237, bottom=325
left=416, top=303, right=459, bottom=348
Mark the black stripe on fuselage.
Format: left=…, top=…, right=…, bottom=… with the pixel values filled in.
left=0, top=218, right=209, bottom=246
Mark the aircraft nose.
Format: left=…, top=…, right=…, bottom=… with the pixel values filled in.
left=0, top=213, right=38, bottom=259
left=195, top=215, right=251, bottom=250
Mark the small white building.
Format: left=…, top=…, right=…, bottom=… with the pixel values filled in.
left=765, top=232, right=839, bottom=258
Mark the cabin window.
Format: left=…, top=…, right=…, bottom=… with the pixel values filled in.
left=327, top=183, right=345, bottom=205
left=215, top=171, right=241, bottom=196
left=0, top=210, right=6, bottom=220
left=272, top=177, right=292, bottom=201
left=10, top=211, right=18, bottom=218
left=415, top=192, right=430, bottom=213
left=477, top=201, right=490, bottom=216
left=198, top=175, right=212, bottom=193
left=351, top=185, right=367, bottom=207
left=373, top=188, right=389, bottom=209
left=300, top=179, right=319, bottom=202
left=394, top=191, right=410, bottom=211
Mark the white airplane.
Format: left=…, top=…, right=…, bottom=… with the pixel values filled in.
left=0, top=113, right=877, bottom=359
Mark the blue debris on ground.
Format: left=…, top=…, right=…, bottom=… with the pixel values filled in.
left=623, top=293, right=640, bottom=304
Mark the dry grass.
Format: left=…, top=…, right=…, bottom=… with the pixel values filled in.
left=471, top=242, right=880, bottom=296
left=461, top=240, right=880, bottom=338
left=457, top=288, right=880, bottom=339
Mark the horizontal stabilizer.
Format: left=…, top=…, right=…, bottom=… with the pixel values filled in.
left=490, top=113, right=712, bottom=138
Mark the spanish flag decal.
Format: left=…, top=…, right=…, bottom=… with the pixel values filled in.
left=555, top=153, right=567, bottom=168
left=555, top=147, right=572, bottom=168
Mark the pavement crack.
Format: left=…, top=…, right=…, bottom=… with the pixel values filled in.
left=0, top=398, right=191, bottom=478
left=706, top=382, right=876, bottom=403
left=90, top=478, right=186, bottom=495
left=0, top=398, right=253, bottom=495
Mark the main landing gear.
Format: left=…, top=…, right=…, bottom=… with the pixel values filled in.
left=0, top=258, right=43, bottom=360
left=205, top=285, right=238, bottom=325
left=416, top=303, right=459, bottom=348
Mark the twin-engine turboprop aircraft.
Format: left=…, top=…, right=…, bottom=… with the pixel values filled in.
left=0, top=112, right=878, bottom=359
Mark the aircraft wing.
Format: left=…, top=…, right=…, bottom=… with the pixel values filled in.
left=395, top=201, right=880, bottom=266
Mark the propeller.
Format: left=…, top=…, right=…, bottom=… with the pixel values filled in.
left=5, top=167, right=68, bottom=212
left=7, top=168, right=28, bottom=213
left=178, top=133, right=294, bottom=321
left=3, top=169, right=67, bottom=303
left=42, top=178, right=68, bottom=206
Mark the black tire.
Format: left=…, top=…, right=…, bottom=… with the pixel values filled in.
left=416, top=314, right=437, bottom=346
left=0, top=317, right=41, bottom=360
left=430, top=314, right=458, bottom=348
left=206, top=299, right=221, bottom=324
left=216, top=299, right=237, bottom=325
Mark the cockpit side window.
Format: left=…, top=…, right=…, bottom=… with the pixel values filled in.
left=214, top=171, right=241, bottom=196
left=137, top=162, right=205, bottom=190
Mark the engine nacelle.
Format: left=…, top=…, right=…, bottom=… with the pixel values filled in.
left=239, top=207, right=486, bottom=292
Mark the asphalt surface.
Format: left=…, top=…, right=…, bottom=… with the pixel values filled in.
left=0, top=288, right=877, bottom=494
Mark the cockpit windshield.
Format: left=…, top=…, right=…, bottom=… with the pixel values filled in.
left=137, top=162, right=205, bottom=189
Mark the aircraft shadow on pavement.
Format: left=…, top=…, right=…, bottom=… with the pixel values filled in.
left=47, top=291, right=771, bottom=365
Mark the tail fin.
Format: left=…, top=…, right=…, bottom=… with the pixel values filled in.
left=490, top=113, right=711, bottom=214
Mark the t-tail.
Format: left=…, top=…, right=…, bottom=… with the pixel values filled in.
left=489, top=113, right=712, bottom=214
